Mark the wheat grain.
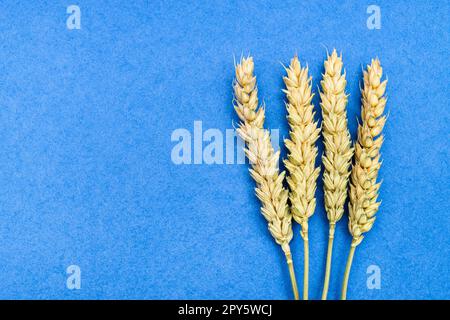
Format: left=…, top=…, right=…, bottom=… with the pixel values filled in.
left=233, top=57, right=299, bottom=300
left=341, top=58, right=387, bottom=300
left=283, top=56, right=320, bottom=300
left=319, top=50, right=354, bottom=300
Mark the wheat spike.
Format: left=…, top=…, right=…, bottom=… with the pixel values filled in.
left=283, top=56, right=320, bottom=300
left=341, top=58, right=388, bottom=300
left=319, top=50, right=354, bottom=300
left=233, top=57, right=299, bottom=300
left=233, top=57, right=265, bottom=129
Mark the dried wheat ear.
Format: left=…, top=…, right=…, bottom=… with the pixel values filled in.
left=283, top=56, right=320, bottom=300
left=341, top=58, right=387, bottom=300
left=320, top=49, right=354, bottom=300
left=233, top=57, right=299, bottom=300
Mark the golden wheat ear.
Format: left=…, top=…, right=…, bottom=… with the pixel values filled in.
left=233, top=57, right=299, bottom=300
left=282, top=55, right=320, bottom=300
left=319, top=49, right=354, bottom=300
left=341, top=58, right=387, bottom=300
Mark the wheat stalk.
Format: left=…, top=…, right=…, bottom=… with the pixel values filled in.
left=319, top=50, right=354, bottom=300
left=283, top=56, right=320, bottom=300
left=233, top=57, right=299, bottom=300
left=341, top=58, right=387, bottom=300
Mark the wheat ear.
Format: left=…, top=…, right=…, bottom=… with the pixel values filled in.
left=233, top=57, right=299, bottom=300
left=283, top=56, right=320, bottom=300
left=319, top=50, right=354, bottom=300
left=341, top=59, right=387, bottom=300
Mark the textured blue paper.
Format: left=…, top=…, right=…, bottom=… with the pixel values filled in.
left=0, top=1, right=448, bottom=299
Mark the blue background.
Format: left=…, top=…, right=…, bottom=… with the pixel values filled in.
left=0, top=1, right=448, bottom=299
